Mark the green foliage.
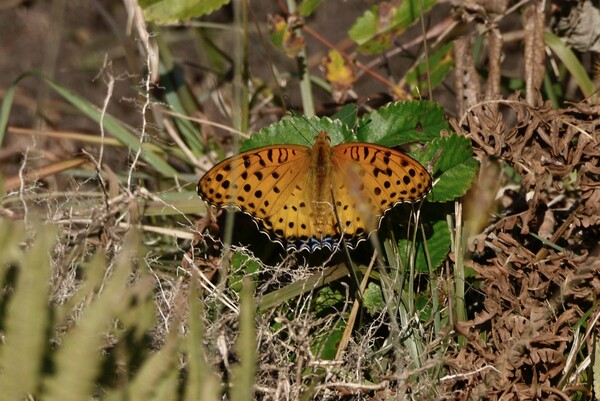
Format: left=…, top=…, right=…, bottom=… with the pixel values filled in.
left=331, top=103, right=359, bottom=130
left=314, top=286, right=345, bottom=314
left=230, top=278, right=257, bottom=401
left=545, top=32, right=596, bottom=99
left=298, top=0, right=323, bottom=17
left=363, top=282, right=385, bottom=315
left=140, top=0, right=231, bottom=24
left=349, top=0, right=437, bottom=54
left=406, top=43, right=455, bottom=97
left=0, top=72, right=179, bottom=177
left=3, top=0, right=595, bottom=398
left=0, top=223, right=52, bottom=401
left=242, top=101, right=447, bottom=150
left=229, top=252, right=261, bottom=292
left=242, top=116, right=353, bottom=150
left=311, top=321, right=344, bottom=360
left=356, top=101, right=448, bottom=146
left=0, top=221, right=233, bottom=401
left=397, top=216, right=451, bottom=273
left=422, top=135, right=479, bottom=202
left=234, top=101, right=475, bottom=311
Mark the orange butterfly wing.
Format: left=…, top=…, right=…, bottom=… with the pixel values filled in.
left=329, top=142, right=432, bottom=242
left=198, top=133, right=432, bottom=250
left=198, top=144, right=310, bottom=218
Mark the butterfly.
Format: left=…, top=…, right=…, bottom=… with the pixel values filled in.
left=197, top=131, right=432, bottom=251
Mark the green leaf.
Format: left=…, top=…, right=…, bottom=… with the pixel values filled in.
left=363, top=282, right=385, bottom=315
left=397, top=216, right=451, bottom=273
left=298, top=0, right=322, bottom=17
left=140, top=0, right=231, bottom=23
left=421, top=135, right=478, bottom=202
left=357, top=100, right=446, bottom=146
left=232, top=101, right=444, bottom=154
left=258, top=264, right=349, bottom=311
left=241, top=116, right=353, bottom=151
left=229, top=253, right=261, bottom=292
left=349, top=0, right=438, bottom=54
left=313, top=286, right=345, bottom=314
left=406, top=43, right=454, bottom=96
left=331, top=103, right=358, bottom=129
left=311, top=321, right=344, bottom=360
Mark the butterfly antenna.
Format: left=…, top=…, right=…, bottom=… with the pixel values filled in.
left=286, top=112, right=314, bottom=146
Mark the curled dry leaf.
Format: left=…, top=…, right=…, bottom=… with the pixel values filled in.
left=442, top=98, right=600, bottom=400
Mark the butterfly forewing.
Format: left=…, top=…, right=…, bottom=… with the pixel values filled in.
left=198, top=144, right=310, bottom=221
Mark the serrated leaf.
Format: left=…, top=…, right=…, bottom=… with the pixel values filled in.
left=238, top=102, right=443, bottom=153
left=363, top=282, right=384, bottom=315
left=140, top=0, right=231, bottom=24
left=241, top=116, right=353, bottom=151
left=421, top=135, right=478, bottom=202
left=357, top=100, right=446, bottom=146
left=348, top=4, right=393, bottom=54
left=349, top=0, right=438, bottom=54
left=397, top=216, right=451, bottom=273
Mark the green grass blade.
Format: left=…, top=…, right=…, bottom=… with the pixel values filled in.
left=230, top=278, right=257, bottom=401
left=0, top=223, right=54, bottom=401
left=184, top=285, right=220, bottom=401
left=0, top=71, right=180, bottom=178
left=545, top=32, right=596, bottom=99
left=42, top=232, right=138, bottom=401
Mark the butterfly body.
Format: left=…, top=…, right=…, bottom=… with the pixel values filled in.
left=198, top=131, right=431, bottom=251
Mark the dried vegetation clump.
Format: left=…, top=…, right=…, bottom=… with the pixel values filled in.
left=443, top=99, right=600, bottom=400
